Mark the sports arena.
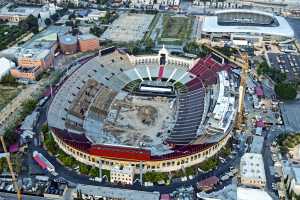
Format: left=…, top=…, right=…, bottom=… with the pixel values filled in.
left=201, top=9, right=294, bottom=46
left=47, top=47, right=238, bottom=173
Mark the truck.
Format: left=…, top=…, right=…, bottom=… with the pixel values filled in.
left=33, top=151, right=55, bottom=174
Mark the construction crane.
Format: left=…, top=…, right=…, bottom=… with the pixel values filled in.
left=0, top=135, right=22, bottom=200
left=203, top=44, right=249, bottom=130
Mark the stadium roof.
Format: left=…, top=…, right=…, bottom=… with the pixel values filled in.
left=215, top=9, right=275, bottom=18
left=202, top=15, right=294, bottom=38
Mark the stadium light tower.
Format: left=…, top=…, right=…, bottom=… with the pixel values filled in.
left=0, top=135, right=22, bottom=200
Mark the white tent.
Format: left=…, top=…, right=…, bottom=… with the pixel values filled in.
left=0, top=57, right=15, bottom=80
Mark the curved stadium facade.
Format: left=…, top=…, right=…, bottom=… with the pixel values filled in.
left=202, top=9, right=295, bottom=46
left=47, top=47, right=238, bottom=173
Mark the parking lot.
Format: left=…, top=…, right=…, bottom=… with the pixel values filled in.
left=280, top=101, right=300, bottom=132
left=267, top=53, right=300, bottom=82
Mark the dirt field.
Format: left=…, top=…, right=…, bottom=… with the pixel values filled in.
left=106, top=95, right=175, bottom=147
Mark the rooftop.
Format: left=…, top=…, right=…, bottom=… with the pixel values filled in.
left=59, top=34, right=77, bottom=45
left=240, top=153, right=266, bottom=182
left=75, top=184, right=160, bottom=200
left=292, top=166, right=300, bottom=184
left=17, top=48, right=50, bottom=60
left=78, top=34, right=99, bottom=41
left=202, top=15, right=294, bottom=38
left=237, top=187, right=272, bottom=200
left=215, top=9, right=275, bottom=18
left=250, top=135, right=264, bottom=154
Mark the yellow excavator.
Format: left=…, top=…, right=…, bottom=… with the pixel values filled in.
left=203, top=44, right=249, bottom=131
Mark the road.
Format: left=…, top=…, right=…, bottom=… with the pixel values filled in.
left=263, top=129, right=282, bottom=200
left=29, top=120, right=245, bottom=194
left=28, top=92, right=245, bottom=194
left=0, top=192, right=51, bottom=200
left=17, top=52, right=248, bottom=195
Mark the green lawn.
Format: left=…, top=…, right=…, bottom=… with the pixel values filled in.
left=159, top=15, right=192, bottom=45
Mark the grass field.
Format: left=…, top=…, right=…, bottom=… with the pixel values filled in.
left=0, top=86, right=20, bottom=111
left=159, top=15, right=193, bottom=45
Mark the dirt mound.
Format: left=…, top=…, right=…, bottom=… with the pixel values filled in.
left=137, top=105, right=158, bottom=125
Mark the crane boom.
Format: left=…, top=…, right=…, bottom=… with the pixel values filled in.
left=203, top=44, right=249, bottom=130
left=0, top=136, right=22, bottom=200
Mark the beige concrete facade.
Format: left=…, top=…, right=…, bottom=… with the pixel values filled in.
left=110, top=166, right=134, bottom=185
left=52, top=130, right=231, bottom=174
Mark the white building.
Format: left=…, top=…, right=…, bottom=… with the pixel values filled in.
left=237, top=187, right=272, bottom=200
left=110, top=165, right=134, bottom=185
left=201, top=9, right=295, bottom=47
left=128, top=0, right=180, bottom=9
left=73, top=184, right=160, bottom=200
left=0, top=57, right=15, bottom=80
left=240, top=153, right=266, bottom=188
left=288, top=167, right=300, bottom=196
left=76, top=10, right=107, bottom=22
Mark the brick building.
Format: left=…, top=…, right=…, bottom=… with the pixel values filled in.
left=78, top=34, right=100, bottom=52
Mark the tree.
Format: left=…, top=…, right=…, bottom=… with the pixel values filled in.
left=3, top=126, right=18, bottom=146
left=61, top=156, right=75, bottom=167
left=185, top=167, right=194, bottom=176
left=275, top=83, right=297, bottom=100
left=97, top=0, right=108, bottom=4
left=26, top=15, right=39, bottom=34
left=65, top=20, right=74, bottom=26
left=41, top=124, right=49, bottom=134
left=198, top=156, right=219, bottom=171
left=144, top=37, right=154, bottom=51
left=127, top=42, right=139, bottom=55
left=50, top=13, right=59, bottom=22
left=79, top=163, right=91, bottom=175
left=44, top=133, right=58, bottom=154
left=0, top=73, right=17, bottom=86
left=68, top=13, right=76, bottom=20
left=18, top=15, right=39, bottom=34
left=21, top=98, right=38, bottom=116
left=44, top=18, right=52, bottom=26
left=144, top=171, right=168, bottom=183
left=90, top=26, right=106, bottom=37
left=257, top=61, right=287, bottom=83
left=89, top=167, right=99, bottom=177
left=184, top=41, right=210, bottom=57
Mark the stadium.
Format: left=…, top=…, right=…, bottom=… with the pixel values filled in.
left=47, top=47, right=238, bottom=173
left=201, top=9, right=295, bottom=46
